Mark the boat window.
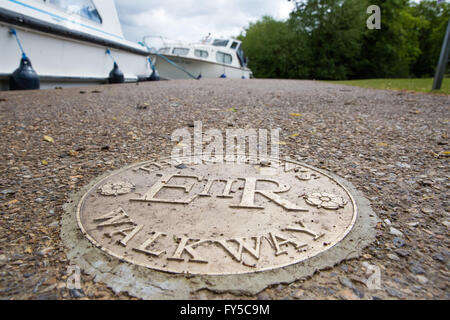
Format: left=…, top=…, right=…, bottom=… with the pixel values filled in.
left=158, top=47, right=171, bottom=54
left=231, top=42, right=239, bottom=49
left=212, top=39, right=229, bottom=47
left=194, top=49, right=209, bottom=58
left=236, top=44, right=246, bottom=67
left=216, top=52, right=232, bottom=64
left=172, top=48, right=190, bottom=56
left=46, top=0, right=102, bottom=24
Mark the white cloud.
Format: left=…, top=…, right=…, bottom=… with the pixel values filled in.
left=114, top=0, right=295, bottom=45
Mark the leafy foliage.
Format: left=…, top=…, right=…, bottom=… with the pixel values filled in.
left=238, top=16, right=310, bottom=78
left=238, top=0, right=450, bottom=80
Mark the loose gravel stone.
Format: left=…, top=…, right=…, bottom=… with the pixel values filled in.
left=1, top=189, right=15, bottom=195
left=409, top=262, right=425, bottom=275
left=415, top=275, right=429, bottom=285
left=70, top=289, right=85, bottom=299
left=257, top=292, right=271, bottom=300
left=421, top=207, right=435, bottom=214
left=393, top=238, right=406, bottom=248
left=338, top=289, right=358, bottom=300
left=387, top=253, right=400, bottom=261
left=386, top=287, right=403, bottom=298
left=389, top=227, right=403, bottom=237
left=432, top=254, right=445, bottom=263
left=48, top=221, right=59, bottom=228
left=395, top=249, right=409, bottom=257
left=339, top=277, right=354, bottom=289
left=352, top=288, right=365, bottom=299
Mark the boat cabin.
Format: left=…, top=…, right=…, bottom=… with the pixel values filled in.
left=157, top=38, right=248, bottom=69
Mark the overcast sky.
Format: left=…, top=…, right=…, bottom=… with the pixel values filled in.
left=115, top=0, right=295, bottom=46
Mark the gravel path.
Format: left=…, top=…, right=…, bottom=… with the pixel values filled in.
left=0, top=79, right=448, bottom=300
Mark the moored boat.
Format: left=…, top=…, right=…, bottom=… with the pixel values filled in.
left=0, top=0, right=156, bottom=90
left=146, top=35, right=253, bottom=80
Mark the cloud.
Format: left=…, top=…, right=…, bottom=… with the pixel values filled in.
left=114, top=0, right=295, bottom=44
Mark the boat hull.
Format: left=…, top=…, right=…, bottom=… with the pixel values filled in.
left=149, top=54, right=252, bottom=80
left=0, top=22, right=152, bottom=90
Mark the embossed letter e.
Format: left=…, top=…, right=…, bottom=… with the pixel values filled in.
left=131, top=173, right=203, bottom=204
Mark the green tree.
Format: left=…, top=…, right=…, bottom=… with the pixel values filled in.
left=238, top=0, right=448, bottom=80
left=355, top=0, right=425, bottom=78
left=410, top=0, right=450, bottom=77
left=289, top=0, right=368, bottom=80
left=238, top=16, right=310, bottom=78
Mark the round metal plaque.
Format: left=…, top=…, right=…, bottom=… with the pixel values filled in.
left=77, top=156, right=357, bottom=275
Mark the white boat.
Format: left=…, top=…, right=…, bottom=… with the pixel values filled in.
left=0, top=0, right=155, bottom=90
left=146, top=35, right=253, bottom=80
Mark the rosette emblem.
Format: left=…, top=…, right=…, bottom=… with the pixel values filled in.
left=99, top=181, right=135, bottom=196
left=304, top=192, right=347, bottom=210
